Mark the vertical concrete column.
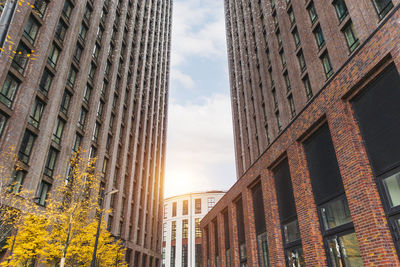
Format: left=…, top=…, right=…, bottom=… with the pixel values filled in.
left=287, top=143, right=326, bottom=266
left=328, top=103, right=399, bottom=265
left=260, top=169, right=285, bottom=266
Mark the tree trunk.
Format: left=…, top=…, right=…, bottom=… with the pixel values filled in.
left=59, top=257, right=66, bottom=267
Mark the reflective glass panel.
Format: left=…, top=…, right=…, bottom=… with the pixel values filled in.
left=320, top=197, right=352, bottom=230
left=383, top=172, right=400, bottom=208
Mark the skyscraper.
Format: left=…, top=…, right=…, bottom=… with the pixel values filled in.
left=202, top=0, right=400, bottom=266
left=0, top=0, right=171, bottom=265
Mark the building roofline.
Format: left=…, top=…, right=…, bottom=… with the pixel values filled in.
left=164, top=190, right=226, bottom=201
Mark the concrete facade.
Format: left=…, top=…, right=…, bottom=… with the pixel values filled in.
left=162, top=192, right=225, bottom=267
left=0, top=0, right=172, bottom=266
left=202, top=0, right=400, bottom=266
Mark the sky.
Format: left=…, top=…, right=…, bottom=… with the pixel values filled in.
left=164, top=0, right=236, bottom=198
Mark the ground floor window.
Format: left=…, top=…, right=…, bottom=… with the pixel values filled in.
left=257, top=232, right=270, bottom=267
left=327, top=232, right=363, bottom=266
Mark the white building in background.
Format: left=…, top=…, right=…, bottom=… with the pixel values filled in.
left=162, top=191, right=225, bottom=267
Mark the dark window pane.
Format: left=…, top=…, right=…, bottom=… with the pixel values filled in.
left=0, top=74, right=20, bottom=108
left=320, top=197, right=352, bottom=230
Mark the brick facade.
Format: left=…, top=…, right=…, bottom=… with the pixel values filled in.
left=202, top=1, right=400, bottom=266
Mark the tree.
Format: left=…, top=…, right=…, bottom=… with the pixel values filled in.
left=0, top=150, right=127, bottom=266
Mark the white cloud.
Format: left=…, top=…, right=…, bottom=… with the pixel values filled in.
left=164, top=94, right=236, bottom=197
left=171, top=69, right=195, bottom=89
left=171, top=0, right=227, bottom=67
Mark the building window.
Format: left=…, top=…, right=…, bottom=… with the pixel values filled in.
left=55, top=19, right=68, bottom=41
left=284, top=72, right=291, bottom=92
left=195, top=218, right=202, bottom=238
left=10, top=170, right=26, bottom=194
left=182, top=200, right=188, bottom=215
left=321, top=52, right=334, bottom=79
left=195, top=198, right=201, bottom=214
left=280, top=50, right=286, bottom=68
left=162, top=223, right=167, bottom=242
left=236, top=199, right=247, bottom=266
left=97, top=100, right=104, bottom=118
left=297, top=51, right=306, bottom=73
left=28, top=98, right=45, bottom=128
left=38, top=68, right=53, bottom=96
left=35, top=181, right=51, bottom=206
left=44, top=147, right=58, bottom=177
left=171, top=221, right=176, bottom=240
left=88, top=63, right=96, bottom=81
left=304, top=123, right=363, bottom=266
left=303, top=75, right=313, bottom=100
left=313, top=24, right=325, bottom=50
left=275, top=111, right=282, bottom=132
left=1, top=73, right=20, bottom=108
left=78, top=23, right=88, bottom=42
left=288, top=95, right=296, bottom=118
left=170, top=245, right=176, bottom=267
left=78, top=107, right=87, bottom=130
left=307, top=1, right=318, bottom=24
left=292, top=27, right=300, bottom=47
left=288, top=8, right=295, bottom=25
left=62, top=0, right=73, bottom=20
left=0, top=113, right=7, bottom=137
left=207, top=197, right=215, bottom=211
left=272, top=89, right=278, bottom=108
left=92, top=122, right=100, bottom=143
left=92, top=44, right=100, bottom=60
left=83, top=4, right=92, bottom=22
left=23, top=15, right=40, bottom=44
left=342, top=22, right=359, bottom=52
left=33, top=0, right=49, bottom=18
left=371, top=0, right=393, bottom=19
left=182, top=245, right=188, bottom=267
left=52, top=117, right=65, bottom=144
left=72, top=133, right=82, bottom=152
left=67, top=66, right=77, bottom=88
left=60, top=90, right=71, bottom=115
left=333, top=0, right=348, bottom=22
left=172, top=202, right=177, bottom=217
left=73, top=43, right=83, bottom=63
left=47, top=43, right=60, bottom=69
left=195, top=244, right=202, bottom=267
left=276, top=30, right=282, bottom=47
left=83, top=84, right=92, bottom=104
left=18, top=130, right=36, bottom=164
left=182, top=219, right=188, bottom=239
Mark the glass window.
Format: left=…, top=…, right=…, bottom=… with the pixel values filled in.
left=36, top=181, right=51, bottom=206
left=303, top=76, right=313, bottom=100
left=297, top=51, right=306, bottom=72
left=62, top=0, right=73, bottom=19
left=18, top=130, right=36, bottom=164
left=314, top=25, right=325, bottom=49
left=283, top=219, right=301, bottom=244
left=208, top=197, right=215, bottom=211
left=284, top=72, right=291, bottom=91
left=60, top=90, right=71, bottom=115
left=47, top=43, right=60, bottom=68
left=195, top=218, right=202, bottom=238
left=342, top=22, right=359, bottom=52
left=321, top=52, right=333, bottom=78
left=333, top=0, right=348, bottom=21
left=288, top=95, right=296, bottom=118
left=383, top=171, right=400, bottom=208
left=92, top=44, right=100, bottom=60
left=307, top=2, right=318, bottom=23
left=257, top=232, right=270, bottom=267
left=78, top=24, right=88, bottom=42
left=52, top=117, right=65, bottom=144
left=23, top=16, right=40, bottom=44
left=39, top=68, right=53, bottom=95
left=11, top=42, right=31, bottom=74
left=0, top=74, right=20, bottom=108
left=97, top=100, right=104, bottom=118
left=172, top=202, right=177, bottom=217
left=33, top=0, right=49, bottom=18
left=182, top=219, right=188, bottom=238
left=29, top=98, right=45, bottom=128
left=44, top=147, right=58, bottom=177
left=92, top=122, right=100, bottom=142
left=320, top=197, right=352, bottom=230
left=88, top=63, right=96, bottom=81
left=292, top=28, right=300, bottom=47
left=164, top=204, right=167, bottom=218
left=10, top=170, right=26, bottom=194
left=0, top=113, right=7, bottom=137
left=78, top=107, right=87, bottom=130
left=286, top=246, right=305, bottom=267
left=73, top=43, right=83, bottom=62
left=183, top=200, right=188, bottom=215
left=195, top=198, right=201, bottom=214
left=67, top=66, right=77, bottom=88
left=327, top=233, right=363, bottom=267
left=371, top=0, right=393, bottom=19
left=55, top=19, right=68, bottom=41
left=280, top=50, right=286, bottom=68
left=288, top=8, right=295, bottom=25
left=171, top=221, right=176, bottom=240
left=276, top=111, right=282, bottom=131
left=83, top=5, right=92, bottom=21
left=72, top=133, right=82, bottom=152
left=83, top=84, right=92, bottom=104
left=276, top=30, right=282, bottom=47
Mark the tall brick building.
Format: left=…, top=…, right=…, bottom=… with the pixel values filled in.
left=0, top=0, right=171, bottom=266
left=201, top=0, right=400, bottom=266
